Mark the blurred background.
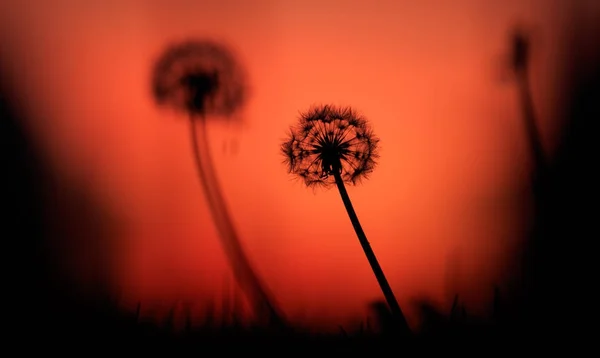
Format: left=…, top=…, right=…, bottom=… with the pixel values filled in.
left=1, top=0, right=598, bottom=337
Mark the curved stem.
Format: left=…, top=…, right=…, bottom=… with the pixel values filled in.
left=333, top=171, right=411, bottom=336
left=517, top=72, right=547, bottom=174
left=516, top=68, right=552, bottom=222
left=188, top=116, right=285, bottom=327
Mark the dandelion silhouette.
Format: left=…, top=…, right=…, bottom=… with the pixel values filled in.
left=151, top=39, right=285, bottom=328
left=281, top=104, right=411, bottom=335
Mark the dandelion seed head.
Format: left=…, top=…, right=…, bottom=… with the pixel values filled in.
left=151, top=39, right=248, bottom=118
left=281, top=104, right=380, bottom=189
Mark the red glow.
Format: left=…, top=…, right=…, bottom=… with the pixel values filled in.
left=0, top=0, right=579, bottom=332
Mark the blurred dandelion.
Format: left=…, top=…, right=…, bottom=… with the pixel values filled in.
left=151, top=39, right=285, bottom=328
left=152, top=40, right=246, bottom=117
left=281, top=104, right=411, bottom=335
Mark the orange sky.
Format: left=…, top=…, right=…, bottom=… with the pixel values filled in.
left=0, top=0, right=586, bottom=331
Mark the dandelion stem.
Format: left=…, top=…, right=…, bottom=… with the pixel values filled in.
left=511, top=31, right=546, bottom=174
left=188, top=115, right=285, bottom=328
left=333, top=170, right=411, bottom=336
left=517, top=71, right=547, bottom=174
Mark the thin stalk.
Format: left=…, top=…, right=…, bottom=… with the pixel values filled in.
left=188, top=115, right=285, bottom=327
left=517, top=72, right=547, bottom=174
left=333, top=170, right=411, bottom=336
left=516, top=65, right=551, bottom=221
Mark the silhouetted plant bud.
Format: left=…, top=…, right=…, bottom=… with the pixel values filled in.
left=509, top=28, right=531, bottom=76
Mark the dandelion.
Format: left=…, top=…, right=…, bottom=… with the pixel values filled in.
left=152, top=40, right=246, bottom=117
left=281, top=104, right=411, bottom=335
left=151, top=39, right=285, bottom=327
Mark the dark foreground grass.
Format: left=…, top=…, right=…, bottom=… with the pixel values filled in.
left=17, top=290, right=555, bottom=355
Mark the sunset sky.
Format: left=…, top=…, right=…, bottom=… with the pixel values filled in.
left=1, top=0, right=589, bottom=331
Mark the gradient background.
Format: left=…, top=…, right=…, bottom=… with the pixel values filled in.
left=1, top=0, right=596, bottom=332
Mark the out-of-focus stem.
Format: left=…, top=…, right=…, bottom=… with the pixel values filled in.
left=188, top=115, right=286, bottom=328
left=517, top=72, right=547, bottom=175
